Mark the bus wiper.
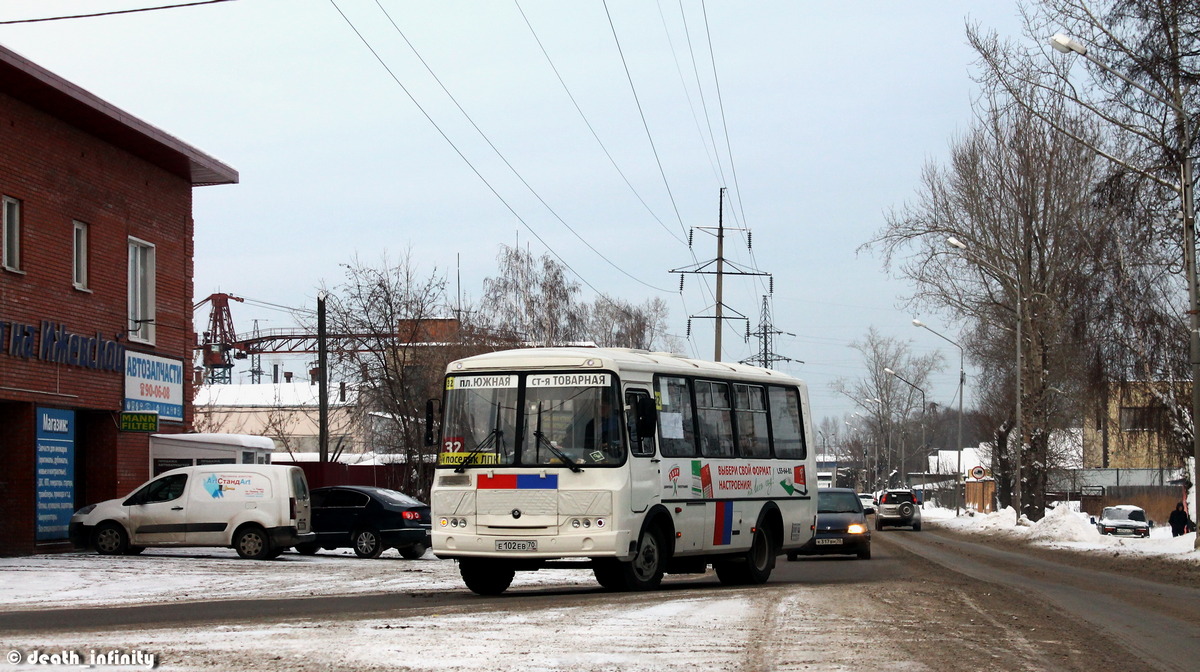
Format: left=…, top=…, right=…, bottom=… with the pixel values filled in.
left=534, top=430, right=582, bottom=473
left=454, top=428, right=502, bottom=473
left=533, top=401, right=581, bottom=472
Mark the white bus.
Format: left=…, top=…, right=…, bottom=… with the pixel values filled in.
left=429, top=347, right=817, bottom=595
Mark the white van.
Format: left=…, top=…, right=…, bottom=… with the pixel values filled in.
left=69, top=464, right=314, bottom=560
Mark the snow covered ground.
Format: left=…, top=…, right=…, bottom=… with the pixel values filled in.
left=933, top=503, right=1200, bottom=562
left=0, top=546, right=592, bottom=612
left=1, top=505, right=1196, bottom=613
left=2, top=506, right=1197, bottom=672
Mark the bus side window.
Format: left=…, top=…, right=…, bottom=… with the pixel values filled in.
left=769, top=386, right=806, bottom=459
left=734, top=384, right=770, bottom=458
left=657, top=376, right=696, bottom=457
left=697, top=380, right=734, bottom=458
left=625, top=389, right=655, bottom=457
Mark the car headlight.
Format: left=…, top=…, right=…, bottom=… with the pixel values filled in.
left=74, top=504, right=96, bottom=517
left=847, top=523, right=867, bottom=535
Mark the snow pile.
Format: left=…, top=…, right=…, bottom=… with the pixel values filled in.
left=923, top=502, right=1200, bottom=564
left=964, top=506, right=1024, bottom=534
left=1025, top=504, right=1100, bottom=543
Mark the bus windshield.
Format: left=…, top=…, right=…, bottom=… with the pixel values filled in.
left=439, top=372, right=623, bottom=468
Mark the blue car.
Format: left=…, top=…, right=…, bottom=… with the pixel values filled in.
left=789, top=488, right=871, bottom=560
left=296, top=485, right=432, bottom=559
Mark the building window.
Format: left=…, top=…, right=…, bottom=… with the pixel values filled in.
left=128, top=237, right=156, bottom=343
left=73, top=221, right=89, bottom=289
left=1119, top=406, right=1167, bottom=432
left=2, top=196, right=19, bottom=271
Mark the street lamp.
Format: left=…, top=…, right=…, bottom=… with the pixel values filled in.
left=884, top=367, right=926, bottom=487
left=914, top=318, right=966, bottom=516
left=1050, top=32, right=1200, bottom=549
left=948, top=236, right=1024, bottom=520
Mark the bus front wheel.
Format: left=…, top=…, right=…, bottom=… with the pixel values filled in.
left=594, top=526, right=666, bottom=591
left=459, top=559, right=514, bottom=596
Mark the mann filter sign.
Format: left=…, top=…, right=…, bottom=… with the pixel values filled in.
left=124, top=352, right=183, bottom=421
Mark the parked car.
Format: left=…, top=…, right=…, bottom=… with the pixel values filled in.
left=857, top=492, right=875, bottom=515
left=69, top=464, right=314, bottom=560
left=875, top=489, right=922, bottom=530
left=296, top=485, right=432, bottom=559
left=788, top=488, right=871, bottom=560
left=1093, top=505, right=1151, bottom=538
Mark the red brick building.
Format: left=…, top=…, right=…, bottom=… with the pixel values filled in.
left=0, top=44, right=237, bottom=555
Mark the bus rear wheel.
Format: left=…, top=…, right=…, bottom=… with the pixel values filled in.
left=715, top=525, right=775, bottom=586
left=459, top=559, right=515, bottom=596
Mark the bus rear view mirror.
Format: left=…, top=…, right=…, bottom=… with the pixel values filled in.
left=635, top=395, right=657, bottom=438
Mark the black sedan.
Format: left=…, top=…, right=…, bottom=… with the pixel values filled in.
left=295, top=485, right=432, bottom=559
left=788, top=488, right=871, bottom=560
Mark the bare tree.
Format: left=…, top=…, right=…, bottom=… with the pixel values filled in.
left=480, top=244, right=677, bottom=351
left=868, top=71, right=1107, bottom=519
left=831, top=328, right=943, bottom=491
left=322, top=251, right=459, bottom=500
left=481, top=246, right=586, bottom=346
left=970, top=0, right=1198, bottom=490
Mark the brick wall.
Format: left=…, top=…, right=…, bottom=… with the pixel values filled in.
left=0, top=90, right=194, bottom=405
left=0, top=86, right=196, bottom=554
left=0, top=404, right=35, bottom=555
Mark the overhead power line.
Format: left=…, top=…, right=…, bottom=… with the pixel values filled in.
left=374, top=0, right=671, bottom=294
left=602, top=0, right=690, bottom=243
left=0, top=0, right=235, bottom=24
left=516, top=0, right=683, bottom=246
left=328, top=0, right=655, bottom=313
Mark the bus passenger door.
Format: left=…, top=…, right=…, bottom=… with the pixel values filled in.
left=624, top=389, right=657, bottom=512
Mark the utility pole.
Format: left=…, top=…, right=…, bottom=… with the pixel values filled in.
left=742, top=295, right=798, bottom=369
left=249, top=319, right=264, bottom=384
left=672, top=188, right=769, bottom=362
left=714, top=195, right=724, bottom=361
left=317, top=291, right=329, bottom=464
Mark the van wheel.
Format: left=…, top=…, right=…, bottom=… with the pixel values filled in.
left=460, top=559, right=514, bottom=595
left=295, top=543, right=320, bottom=555
left=93, top=523, right=129, bottom=555
left=353, top=529, right=385, bottom=558
left=399, top=542, right=427, bottom=560
left=234, top=526, right=273, bottom=560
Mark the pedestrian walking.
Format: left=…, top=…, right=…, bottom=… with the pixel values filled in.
left=1168, top=502, right=1194, bottom=537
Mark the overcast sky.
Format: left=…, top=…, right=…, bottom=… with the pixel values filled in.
left=0, top=1, right=1028, bottom=431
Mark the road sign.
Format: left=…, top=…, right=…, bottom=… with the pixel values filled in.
left=120, top=411, right=159, bottom=432
left=969, top=465, right=986, bottom=480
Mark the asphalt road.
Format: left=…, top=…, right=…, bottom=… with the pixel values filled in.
left=3, top=527, right=1197, bottom=671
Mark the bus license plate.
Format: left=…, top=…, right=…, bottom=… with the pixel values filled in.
left=496, top=540, right=537, bottom=552
left=815, top=538, right=842, bottom=545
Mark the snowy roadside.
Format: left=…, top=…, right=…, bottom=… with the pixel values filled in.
left=923, top=503, right=1200, bottom=563
left=2, top=505, right=1196, bottom=614
left=0, top=547, right=593, bottom=612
